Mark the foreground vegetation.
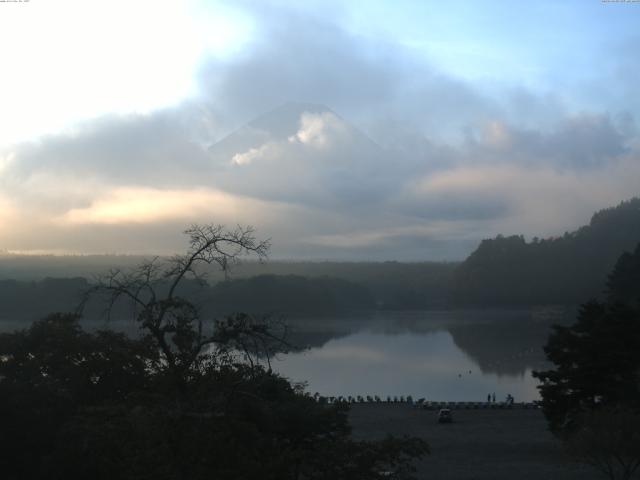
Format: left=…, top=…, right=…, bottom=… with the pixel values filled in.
left=0, top=225, right=427, bottom=479
left=534, top=242, right=640, bottom=479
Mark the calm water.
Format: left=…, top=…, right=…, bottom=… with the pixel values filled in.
left=0, top=307, right=570, bottom=403
left=273, top=309, right=569, bottom=402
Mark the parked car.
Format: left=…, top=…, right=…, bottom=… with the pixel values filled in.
left=437, top=408, right=453, bottom=423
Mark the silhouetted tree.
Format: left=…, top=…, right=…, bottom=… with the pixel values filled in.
left=534, top=244, right=640, bottom=478
left=533, top=301, right=640, bottom=433
left=0, top=224, right=429, bottom=479
left=81, top=224, right=278, bottom=389
left=606, top=243, right=640, bottom=307
left=0, top=313, right=156, bottom=479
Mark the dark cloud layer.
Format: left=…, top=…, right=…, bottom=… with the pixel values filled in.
left=463, top=113, right=630, bottom=169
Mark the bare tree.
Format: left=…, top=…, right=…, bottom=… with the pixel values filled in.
left=79, top=224, right=285, bottom=387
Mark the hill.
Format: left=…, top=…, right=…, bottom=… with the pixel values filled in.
left=209, top=274, right=374, bottom=315
left=453, top=197, right=640, bottom=305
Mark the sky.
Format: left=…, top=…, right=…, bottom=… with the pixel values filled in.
left=0, top=0, right=639, bottom=260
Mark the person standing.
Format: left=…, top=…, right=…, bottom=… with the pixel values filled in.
left=492, top=392, right=495, bottom=403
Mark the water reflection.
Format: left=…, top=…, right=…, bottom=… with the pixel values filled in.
left=276, top=309, right=570, bottom=402
left=0, top=308, right=569, bottom=402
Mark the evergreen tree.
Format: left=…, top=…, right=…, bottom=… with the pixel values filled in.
left=534, top=242, right=640, bottom=435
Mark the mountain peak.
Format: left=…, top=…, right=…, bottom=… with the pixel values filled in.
left=248, top=102, right=336, bottom=139
left=263, top=101, right=333, bottom=115
left=209, top=101, right=382, bottom=169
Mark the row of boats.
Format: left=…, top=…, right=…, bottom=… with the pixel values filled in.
left=311, top=394, right=539, bottom=409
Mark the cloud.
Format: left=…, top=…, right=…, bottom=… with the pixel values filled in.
left=228, top=111, right=349, bottom=166
left=3, top=103, right=217, bottom=187
left=304, top=224, right=461, bottom=249
left=231, top=142, right=274, bottom=166
left=402, top=157, right=640, bottom=238
left=59, top=187, right=251, bottom=225
left=0, top=152, right=15, bottom=175
left=197, top=4, right=587, bottom=148
left=288, top=111, right=347, bottom=148
left=1, top=85, right=638, bottom=259
left=466, top=113, right=629, bottom=169
left=0, top=3, right=638, bottom=259
left=0, top=194, right=19, bottom=233
left=199, top=10, right=400, bottom=125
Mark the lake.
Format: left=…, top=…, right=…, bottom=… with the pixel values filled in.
left=0, top=307, right=571, bottom=403
left=273, top=308, right=571, bottom=402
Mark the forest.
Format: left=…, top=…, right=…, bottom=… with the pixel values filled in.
left=452, top=198, right=640, bottom=306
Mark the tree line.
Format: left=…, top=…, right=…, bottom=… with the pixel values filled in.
left=453, top=198, right=640, bottom=306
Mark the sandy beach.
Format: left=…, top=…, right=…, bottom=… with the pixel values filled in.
left=349, top=404, right=600, bottom=480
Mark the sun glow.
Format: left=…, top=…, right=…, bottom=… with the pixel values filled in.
left=59, top=186, right=257, bottom=225
left=0, top=0, right=252, bottom=147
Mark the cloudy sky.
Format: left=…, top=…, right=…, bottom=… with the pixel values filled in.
left=0, top=0, right=639, bottom=260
